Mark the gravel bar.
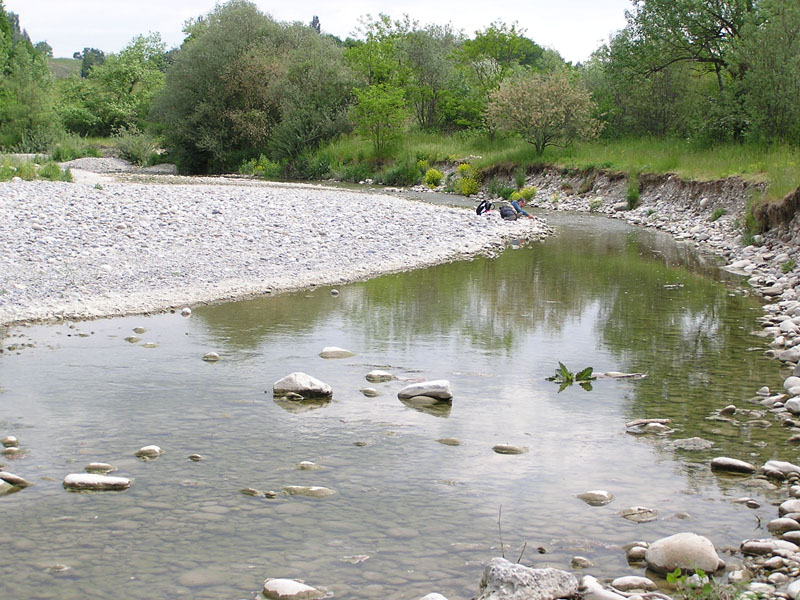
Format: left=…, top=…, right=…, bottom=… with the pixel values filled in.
left=0, top=179, right=550, bottom=326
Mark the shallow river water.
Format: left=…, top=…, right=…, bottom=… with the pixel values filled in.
left=0, top=211, right=790, bottom=600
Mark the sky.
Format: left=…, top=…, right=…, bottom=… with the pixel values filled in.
left=4, top=0, right=632, bottom=64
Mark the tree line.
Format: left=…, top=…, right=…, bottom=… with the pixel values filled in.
left=1, top=0, right=798, bottom=175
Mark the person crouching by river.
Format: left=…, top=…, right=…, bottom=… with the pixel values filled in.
left=511, top=199, right=534, bottom=219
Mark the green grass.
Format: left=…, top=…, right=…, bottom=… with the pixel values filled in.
left=0, top=156, right=73, bottom=182
left=308, top=132, right=800, bottom=202
left=48, top=57, right=81, bottom=79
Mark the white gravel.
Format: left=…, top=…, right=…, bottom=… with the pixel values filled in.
left=0, top=178, right=549, bottom=326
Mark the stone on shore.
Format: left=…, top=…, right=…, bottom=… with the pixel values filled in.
left=767, top=518, right=800, bottom=534
left=610, top=576, right=656, bottom=592
left=262, top=578, right=325, bottom=600
left=577, top=490, right=614, bottom=506
left=779, top=499, right=800, bottom=516
left=319, top=346, right=355, bottom=359
left=397, top=380, right=453, bottom=400
left=273, top=372, right=332, bottom=398
left=765, top=460, right=800, bottom=479
left=645, top=533, right=724, bottom=573
left=476, top=557, right=578, bottom=600
left=710, top=457, right=756, bottom=474
left=580, top=575, right=627, bottom=600
left=63, top=473, right=131, bottom=491
left=741, top=539, right=799, bottom=555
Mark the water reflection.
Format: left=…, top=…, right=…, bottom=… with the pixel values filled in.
left=0, top=212, right=787, bottom=600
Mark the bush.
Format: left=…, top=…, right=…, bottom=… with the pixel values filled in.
left=380, top=159, right=421, bottom=186
left=113, top=126, right=159, bottom=166
left=335, top=161, right=376, bottom=183
left=454, top=177, right=481, bottom=196
left=627, top=170, right=641, bottom=209
left=239, top=155, right=282, bottom=178
left=51, top=133, right=102, bottom=162
left=519, top=186, right=537, bottom=200
left=424, top=168, right=443, bottom=187
left=417, top=159, right=429, bottom=172
left=38, top=162, right=64, bottom=180
left=515, top=167, right=526, bottom=189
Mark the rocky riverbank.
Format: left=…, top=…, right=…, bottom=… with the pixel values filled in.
left=0, top=173, right=549, bottom=328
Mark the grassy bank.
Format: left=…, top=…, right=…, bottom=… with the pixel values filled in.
left=304, top=133, right=800, bottom=203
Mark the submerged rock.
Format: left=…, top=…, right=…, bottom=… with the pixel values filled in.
left=63, top=473, right=131, bottom=491
left=202, top=352, right=221, bottom=362
left=437, top=438, right=461, bottom=446
left=282, top=485, right=335, bottom=498
left=492, top=444, right=527, bottom=455
left=360, top=387, right=379, bottom=397
left=645, top=532, right=724, bottom=574
left=577, top=490, right=614, bottom=506
left=135, top=445, right=163, bottom=459
left=85, top=462, right=116, bottom=474
left=273, top=372, right=332, bottom=398
left=262, top=578, right=325, bottom=600
left=365, top=370, right=395, bottom=382
left=621, top=506, right=658, bottom=523
left=477, top=557, right=578, bottom=600
left=1, top=435, right=19, bottom=448
left=668, top=437, right=714, bottom=451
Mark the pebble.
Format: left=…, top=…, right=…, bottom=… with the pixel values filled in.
left=0, top=178, right=549, bottom=326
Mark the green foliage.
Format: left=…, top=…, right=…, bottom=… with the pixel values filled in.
left=380, top=157, right=421, bottom=186
left=334, top=161, right=375, bottom=183
left=709, top=208, right=726, bottom=222
left=37, top=161, right=71, bottom=181
left=782, top=259, right=796, bottom=274
left=50, top=132, right=102, bottom=161
left=665, top=567, right=740, bottom=600
left=240, top=154, right=282, bottom=178
left=453, top=176, right=480, bottom=196
left=112, top=126, right=159, bottom=166
left=151, top=1, right=354, bottom=173
left=514, top=167, right=526, bottom=189
left=0, top=157, right=70, bottom=181
left=487, top=70, right=601, bottom=155
left=589, top=197, right=603, bottom=212
left=424, top=167, right=443, bottom=187
left=352, top=83, right=408, bottom=157
left=627, top=170, right=640, bottom=209
left=546, top=362, right=595, bottom=392
left=517, top=186, right=537, bottom=200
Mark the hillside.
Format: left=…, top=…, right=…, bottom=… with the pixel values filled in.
left=48, top=57, right=81, bottom=79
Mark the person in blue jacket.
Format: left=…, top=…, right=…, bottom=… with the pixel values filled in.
left=511, top=199, right=534, bottom=219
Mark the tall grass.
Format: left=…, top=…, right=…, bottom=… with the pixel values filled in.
left=304, top=132, right=800, bottom=202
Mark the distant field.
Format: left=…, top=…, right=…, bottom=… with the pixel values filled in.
left=49, top=57, right=80, bottom=79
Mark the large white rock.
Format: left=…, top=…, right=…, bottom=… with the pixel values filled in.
left=779, top=499, right=800, bottom=516
left=645, top=532, right=724, bottom=574
left=786, top=377, right=800, bottom=391
left=262, top=578, right=325, bottom=600
left=273, top=372, right=332, bottom=398
left=477, top=557, right=578, bottom=600
left=63, top=473, right=131, bottom=491
left=397, top=380, right=453, bottom=400
left=319, top=346, right=355, bottom=359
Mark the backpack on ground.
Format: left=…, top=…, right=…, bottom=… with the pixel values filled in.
left=499, top=205, right=517, bottom=220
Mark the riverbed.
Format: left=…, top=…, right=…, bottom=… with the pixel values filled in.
left=0, top=205, right=788, bottom=600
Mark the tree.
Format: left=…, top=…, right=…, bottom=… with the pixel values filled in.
left=150, top=0, right=354, bottom=173
left=80, top=47, right=104, bottom=77
left=487, top=70, right=601, bottom=155
left=734, top=0, right=800, bottom=143
left=351, top=83, right=408, bottom=156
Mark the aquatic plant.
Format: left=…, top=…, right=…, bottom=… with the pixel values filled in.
left=546, top=362, right=595, bottom=391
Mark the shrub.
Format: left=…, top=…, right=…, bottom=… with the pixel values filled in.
left=417, top=159, right=429, bottom=172
left=380, top=159, right=421, bottom=186
left=113, top=126, right=159, bottom=166
left=424, top=168, right=443, bottom=187
left=454, top=177, right=481, bottom=196
left=335, top=162, right=376, bottom=183
left=51, top=133, right=102, bottom=162
left=519, top=186, right=537, bottom=200
left=457, top=163, right=475, bottom=177
left=38, top=162, right=64, bottom=180
left=239, top=155, right=281, bottom=178
left=627, top=170, right=641, bottom=209
left=589, top=197, right=603, bottom=212
left=709, top=208, right=726, bottom=222
left=15, top=161, right=37, bottom=180
left=514, top=167, right=526, bottom=190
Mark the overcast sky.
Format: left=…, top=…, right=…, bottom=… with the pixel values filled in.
left=5, top=0, right=632, bottom=64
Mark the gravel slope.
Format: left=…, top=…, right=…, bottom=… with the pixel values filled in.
left=0, top=178, right=549, bottom=326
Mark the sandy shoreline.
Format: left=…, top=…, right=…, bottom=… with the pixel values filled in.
left=0, top=177, right=549, bottom=327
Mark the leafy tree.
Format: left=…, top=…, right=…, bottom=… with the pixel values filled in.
left=734, top=0, right=800, bottom=143
left=351, top=83, right=408, bottom=156
left=345, top=14, right=413, bottom=86
left=150, top=0, right=353, bottom=173
left=58, top=34, right=165, bottom=136
left=487, top=70, right=601, bottom=155
left=80, top=47, right=104, bottom=77
left=0, top=2, right=58, bottom=149
left=34, top=40, right=51, bottom=57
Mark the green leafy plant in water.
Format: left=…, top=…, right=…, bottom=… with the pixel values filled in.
left=546, top=362, right=595, bottom=392
left=665, top=568, right=741, bottom=600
